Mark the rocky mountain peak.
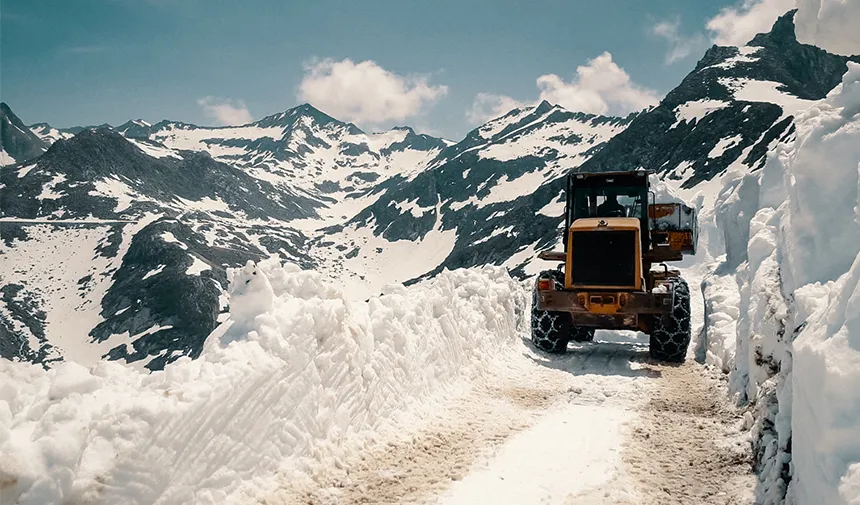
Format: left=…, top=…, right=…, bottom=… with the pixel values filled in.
left=1, top=102, right=50, bottom=165
left=750, top=9, right=799, bottom=47
left=38, top=127, right=151, bottom=180
left=534, top=99, right=554, bottom=114
left=117, top=119, right=153, bottom=139
left=254, top=103, right=359, bottom=133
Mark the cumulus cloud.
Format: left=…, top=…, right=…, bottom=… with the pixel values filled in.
left=467, top=93, right=528, bottom=123
left=536, top=52, right=660, bottom=116
left=795, top=0, right=860, bottom=55
left=651, top=18, right=708, bottom=64
left=197, top=96, right=253, bottom=126
left=466, top=52, right=659, bottom=123
left=297, top=58, right=448, bottom=124
left=706, top=0, right=796, bottom=46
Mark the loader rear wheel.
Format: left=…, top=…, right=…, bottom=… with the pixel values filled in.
left=649, top=278, right=691, bottom=362
left=572, top=327, right=595, bottom=342
left=531, top=270, right=573, bottom=354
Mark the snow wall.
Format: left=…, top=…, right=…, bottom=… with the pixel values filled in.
left=697, top=63, right=860, bottom=505
left=0, top=261, right=529, bottom=504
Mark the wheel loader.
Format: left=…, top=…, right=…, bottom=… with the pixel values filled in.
left=532, top=170, right=697, bottom=362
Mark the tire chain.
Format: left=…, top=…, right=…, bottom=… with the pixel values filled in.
left=530, top=270, right=573, bottom=353
left=649, top=278, right=692, bottom=362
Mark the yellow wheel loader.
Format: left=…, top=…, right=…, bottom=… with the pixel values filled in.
left=532, top=170, right=697, bottom=361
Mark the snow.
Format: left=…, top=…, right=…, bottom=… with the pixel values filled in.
left=537, top=191, right=565, bottom=217
left=30, top=124, right=74, bottom=143
left=149, top=120, right=442, bottom=230
left=666, top=159, right=694, bottom=180
left=338, top=198, right=458, bottom=298
left=673, top=99, right=730, bottom=126
left=150, top=123, right=284, bottom=153
left=709, top=134, right=743, bottom=159
left=437, top=403, right=632, bottom=505
left=0, top=218, right=155, bottom=365
left=0, top=148, right=16, bottom=166
left=477, top=107, right=533, bottom=139
left=17, top=163, right=37, bottom=178
left=691, top=63, right=860, bottom=504
left=89, top=177, right=140, bottom=213
left=366, top=128, right=409, bottom=151
left=0, top=261, right=529, bottom=505
left=478, top=112, right=622, bottom=164
left=185, top=255, right=211, bottom=276
left=393, top=197, right=432, bottom=218
left=142, top=264, right=166, bottom=280
left=707, top=46, right=763, bottom=71
left=473, top=225, right=514, bottom=245
left=477, top=171, right=548, bottom=208
left=173, top=195, right=232, bottom=214
left=37, top=173, right=67, bottom=200
left=160, top=231, right=188, bottom=249
left=719, top=78, right=818, bottom=116
left=128, top=138, right=182, bottom=159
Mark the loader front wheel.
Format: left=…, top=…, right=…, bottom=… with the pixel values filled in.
left=531, top=270, right=573, bottom=354
left=649, top=278, right=692, bottom=362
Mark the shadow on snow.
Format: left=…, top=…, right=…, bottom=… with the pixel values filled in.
left=522, top=332, right=665, bottom=379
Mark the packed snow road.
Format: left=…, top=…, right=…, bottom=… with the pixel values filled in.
left=268, top=333, right=755, bottom=505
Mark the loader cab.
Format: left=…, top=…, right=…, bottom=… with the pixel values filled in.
left=564, top=170, right=651, bottom=252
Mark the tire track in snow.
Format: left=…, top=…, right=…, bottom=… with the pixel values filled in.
left=622, top=361, right=755, bottom=505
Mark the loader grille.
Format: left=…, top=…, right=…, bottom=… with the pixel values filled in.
left=571, top=230, right=636, bottom=287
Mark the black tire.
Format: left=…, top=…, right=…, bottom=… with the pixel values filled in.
left=649, top=278, right=692, bottom=362
left=572, top=327, right=595, bottom=342
left=531, top=270, right=573, bottom=353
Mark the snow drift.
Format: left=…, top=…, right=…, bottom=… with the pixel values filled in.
left=697, top=62, right=860, bottom=504
left=0, top=261, right=528, bottom=505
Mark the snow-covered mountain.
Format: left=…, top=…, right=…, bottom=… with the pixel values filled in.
left=0, top=127, right=320, bottom=370
left=29, top=122, right=76, bottom=144
left=580, top=11, right=860, bottom=187
left=314, top=11, right=860, bottom=294
left=116, top=105, right=451, bottom=225
left=1, top=105, right=454, bottom=370
left=312, top=102, right=637, bottom=295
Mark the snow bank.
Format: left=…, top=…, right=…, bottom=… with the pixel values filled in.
left=0, top=261, right=528, bottom=504
left=697, top=63, right=860, bottom=504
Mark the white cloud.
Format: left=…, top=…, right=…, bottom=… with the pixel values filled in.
left=536, top=52, right=660, bottom=116
left=467, top=52, right=659, bottom=123
left=795, top=0, right=860, bottom=55
left=467, top=93, right=527, bottom=123
left=651, top=18, right=708, bottom=64
left=197, top=96, right=253, bottom=126
left=706, top=0, right=796, bottom=46
left=297, top=58, right=448, bottom=124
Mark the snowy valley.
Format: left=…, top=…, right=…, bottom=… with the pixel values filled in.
left=2, top=7, right=860, bottom=505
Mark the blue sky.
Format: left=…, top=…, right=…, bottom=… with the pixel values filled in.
left=0, top=0, right=794, bottom=139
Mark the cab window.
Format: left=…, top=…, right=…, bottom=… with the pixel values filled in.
left=572, top=186, right=645, bottom=220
